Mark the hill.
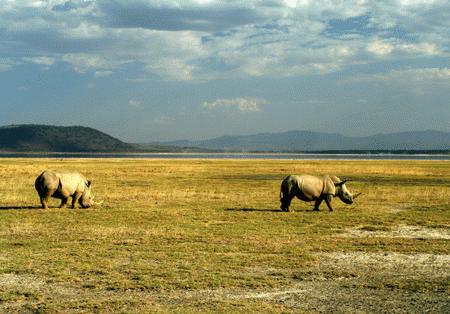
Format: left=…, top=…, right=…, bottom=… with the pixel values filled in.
left=160, top=130, right=450, bottom=152
left=2, top=125, right=448, bottom=153
left=0, top=124, right=137, bottom=152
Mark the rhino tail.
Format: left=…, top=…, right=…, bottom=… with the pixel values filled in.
left=35, top=176, right=42, bottom=195
left=280, top=186, right=289, bottom=200
left=280, top=181, right=286, bottom=200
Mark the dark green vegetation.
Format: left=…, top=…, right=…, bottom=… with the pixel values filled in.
left=0, top=125, right=135, bottom=152
left=0, top=159, right=449, bottom=312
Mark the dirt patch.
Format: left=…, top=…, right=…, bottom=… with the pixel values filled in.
left=386, top=204, right=412, bottom=213
left=235, top=288, right=310, bottom=299
left=316, top=251, right=450, bottom=278
left=231, top=280, right=449, bottom=313
left=0, top=273, right=45, bottom=291
left=342, top=224, right=450, bottom=240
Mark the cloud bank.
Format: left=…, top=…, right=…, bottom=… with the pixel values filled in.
left=201, top=97, right=267, bottom=112
left=0, top=0, right=448, bottom=81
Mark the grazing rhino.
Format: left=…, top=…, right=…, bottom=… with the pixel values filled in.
left=280, top=174, right=360, bottom=212
left=35, top=170, right=102, bottom=209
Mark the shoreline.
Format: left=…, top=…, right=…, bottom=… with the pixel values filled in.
left=0, top=151, right=449, bottom=161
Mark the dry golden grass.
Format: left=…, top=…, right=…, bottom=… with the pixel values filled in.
left=0, top=158, right=449, bottom=312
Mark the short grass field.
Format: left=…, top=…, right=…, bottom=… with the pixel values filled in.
left=0, top=158, right=449, bottom=313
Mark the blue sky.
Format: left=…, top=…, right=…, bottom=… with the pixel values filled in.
left=0, top=0, right=449, bottom=142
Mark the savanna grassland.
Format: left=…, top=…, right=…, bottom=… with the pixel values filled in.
left=0, top=158, right=449, bottom=313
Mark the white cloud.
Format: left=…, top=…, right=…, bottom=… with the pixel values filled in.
left=357, top=68, right=450, bottom=82
left=62, top=53, right=119, bottom=73
left=367, top=40, right=394, bottom=56
left=343, top=68, right=450, bottom=95
left=146, top=57, right=197, bottom=82
left=152, top=115, right=176, bottom=124
left=398, top=42, right=440, bottom=56
left=367, top=40, right=441, bottom=58
left=23, top=56, right=55, bottom=66
left=128, top=99, right=145, bottom=109
left=61, top=22, right=105, bottom=40
left=94, top=70, right=113, bottom=78
left=201, top=97, right=267, bottom=112
left=0, top=59, right=15, bottom=72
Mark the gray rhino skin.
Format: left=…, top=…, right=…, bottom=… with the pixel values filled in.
left=35, top=170, right=95, bottom=209
left=280, top=174, right=358, bottom=211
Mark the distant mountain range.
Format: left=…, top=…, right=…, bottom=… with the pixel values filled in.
left=1, top=125, right=449, bottom=153
left=159, top=130, right=450, bottom=152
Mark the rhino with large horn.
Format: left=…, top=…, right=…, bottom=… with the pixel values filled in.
left=280, top=174, right=360, bottom=212
left=35, top=170, right=103, bottom=209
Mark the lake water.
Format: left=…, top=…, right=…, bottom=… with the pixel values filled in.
left=1, top=152, right=449, bottom=160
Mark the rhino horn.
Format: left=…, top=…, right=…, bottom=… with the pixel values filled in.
left=353, top=192, right=362, bottom=199
left=94, top=200, right=104, bottom=206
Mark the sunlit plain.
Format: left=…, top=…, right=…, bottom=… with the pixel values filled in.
left=0, top=158, right=448, bottom=312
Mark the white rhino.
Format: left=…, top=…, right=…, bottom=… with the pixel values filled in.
left=280, top=174, right=360, bottom=212
left=35, top=170, right=102, bottom=209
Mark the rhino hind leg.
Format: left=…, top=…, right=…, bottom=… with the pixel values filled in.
left=39, top=189, right=55, bottom=209
left=60, top=198, right=68, bottom=208
left=40, top=196, right=49, bottom=209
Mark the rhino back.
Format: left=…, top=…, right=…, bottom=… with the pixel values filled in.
left=282, top=175, right=321, bottom=200
left=57, top=172, right=87, bottom=195
left=296, top=175, right=325, bottom=199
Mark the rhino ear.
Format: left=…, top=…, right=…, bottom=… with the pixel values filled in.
left=335, top=179, right=348, bottom=187
left=323, top=176, right=336, bottom=195
left=87, top=180, right=91, bottom=187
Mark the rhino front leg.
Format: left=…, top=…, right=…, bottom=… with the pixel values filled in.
left=324, top=195, right=334, bottom=211
left=71, top=193, right=81, bottom=209
left=313, top=198, right=323, bottom=211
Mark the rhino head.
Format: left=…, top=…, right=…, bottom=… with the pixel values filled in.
left=334, top=180, right=361, bottom=204
left=79, top=181, right=103, bottom=208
